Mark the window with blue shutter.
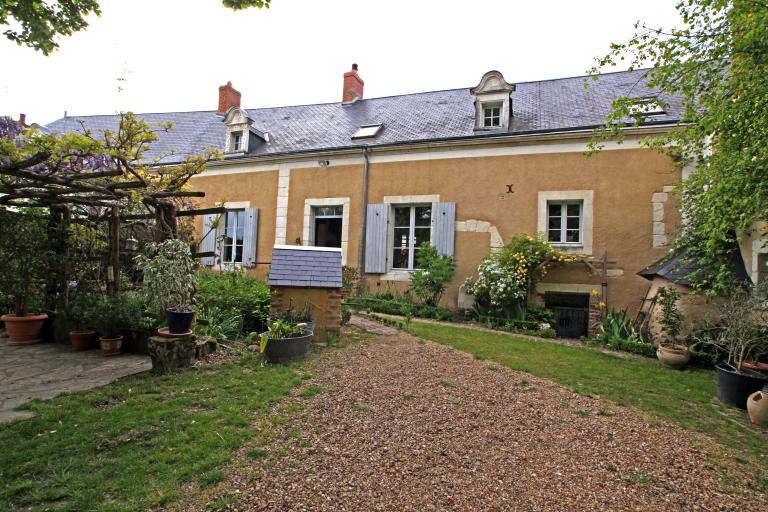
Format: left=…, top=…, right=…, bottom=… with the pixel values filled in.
left=431, top=202, right=456, bottom=257
left=242, top=207, right=260, bottom=267
left=365, top=204, right=388, bottom=273
left=200, top=213, right=219, bottom=266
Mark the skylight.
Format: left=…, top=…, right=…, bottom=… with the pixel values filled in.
left=352, top=124, right=383, bottom=140
left=629, top=98, right=666, bottom=117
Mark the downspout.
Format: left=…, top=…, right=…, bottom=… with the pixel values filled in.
left=357, top=146, right=370, bottom=294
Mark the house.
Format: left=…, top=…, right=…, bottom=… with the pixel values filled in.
left=46, top=65, right=688, bottom=337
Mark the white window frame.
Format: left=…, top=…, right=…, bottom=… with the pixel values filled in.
left=391, top=204, right=433, bottom=271
left=302, top=197, right=350, bottom=264
left=482, top=102, right=502, bottom=127
left=222, top=208, right=245, bottom=265
left=382, top=195, right=440, bottom=280
left=537, top=190, right=593, bottom=255
left=546, top=200, right=583, bottom=245
left=231, top=131, right=243, bottom=152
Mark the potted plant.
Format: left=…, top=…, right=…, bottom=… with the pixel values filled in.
left=134, top=238, right=196, bottom=334
left=696, top=282, right=768, bottom=409
left=68, top=293, right=97, bottom=351
left=0, top=208, right=50, bottom=344
left=91, top=295, right=138, bottom=356
left=258, top=318, right=313, bottom=363
left=654, top=286, right=690, bottom=369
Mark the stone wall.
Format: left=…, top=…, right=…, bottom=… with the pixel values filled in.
left=270, top=286, right=342, bottom=342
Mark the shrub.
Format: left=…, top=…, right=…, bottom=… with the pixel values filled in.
left=0, top=208, right=49, bottom=315
left=341, top=306, right=351, bottom=326
left=655, top=286, right=684, bottom=345
left=409, top=243, right=455, bottom=306
left=463, top=234, right=575, bottom=317
left=195, top=270, right=270, bottom=334
left=134, top=239, right=196, bottom=316
left=347, top=293, right=453, bottom=321
left=196, top=306, right=244, bottom=340
left=342, top=265, right=359, bottom=291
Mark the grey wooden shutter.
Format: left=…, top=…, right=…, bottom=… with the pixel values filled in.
left=431, top=202, right=456, bottom=257
left=200, top=213, right=218, bottom=266
left=365, top=203, right=388, bottom=273
left=242, top=207, right=259, bottom=267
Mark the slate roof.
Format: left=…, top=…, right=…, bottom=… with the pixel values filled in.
left=268, top=246, right=342, bottom=289
left=44, top=69, right=683, bottom=165
left=638, top=245, right=749, bottom=287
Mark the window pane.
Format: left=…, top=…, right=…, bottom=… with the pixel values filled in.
left=414, top=227, right=430, bottom=247
left=226, top=212, right=236, bottom=236
left=548, top=203, right=561, bottom=218
left=566, top=230, right=580, bottom=243
left=392, top=248, right=409, bottom=269
left=548, top=229, right=562, bottom=243
left=566, top=216, right=580, bottom=230
left=224, top=245, right=233, bottom=262
left=393, top=227, right=410, bottom=249
left=567, top=203, right=580, bottom=217
left=394, top=207, right=410, bottom=227
left=415, top=206, right=431, bottom=226
left=548, top=217, right=561, bottom=231
left=314, top=205, right=343, bottom=218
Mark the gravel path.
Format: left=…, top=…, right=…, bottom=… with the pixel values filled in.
left=181, top=320, right=764, bottom=511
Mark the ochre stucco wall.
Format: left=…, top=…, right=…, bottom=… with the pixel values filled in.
left=191, top=145, right=681, bottom=316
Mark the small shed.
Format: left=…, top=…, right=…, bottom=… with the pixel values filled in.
left=268, top=245, right=343, bottom=342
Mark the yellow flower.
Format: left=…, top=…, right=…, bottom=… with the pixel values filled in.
left=591, top=289, right=600, bottom=296
left=597, top=301, right=606, bottom=309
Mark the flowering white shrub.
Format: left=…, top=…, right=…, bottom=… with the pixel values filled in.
left=463, top=258, right=525, bottom=308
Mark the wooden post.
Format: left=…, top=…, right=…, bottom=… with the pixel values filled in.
left=107, top=206, right=120, bottom=295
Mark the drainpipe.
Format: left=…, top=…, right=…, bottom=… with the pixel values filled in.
left=357, top=146, right=370, bottom=294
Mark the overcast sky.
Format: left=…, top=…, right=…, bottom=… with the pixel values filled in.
left=0, top=0, right=681, bottom=125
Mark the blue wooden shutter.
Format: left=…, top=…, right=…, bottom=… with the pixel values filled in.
left=242, top=207, right=259, bottom=267
left=365, top=204, right=388, bottom=273
left=200, top=213, right=218, bottom=266
left=432, top=202, right=456, bottom=257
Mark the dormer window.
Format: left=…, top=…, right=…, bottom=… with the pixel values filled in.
left=470, top=70, right=516, bottom=131
left=482, top=103, right=502, bottom=127
left=221, top=107, right=268, bottom=156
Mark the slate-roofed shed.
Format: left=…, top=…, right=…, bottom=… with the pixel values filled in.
left=268, top=246, right=343, bottom=288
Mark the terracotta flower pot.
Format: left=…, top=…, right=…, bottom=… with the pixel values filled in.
left=656, top=345, right=690, bottom=369
left=742, top=361, right=768, bottom=374
left=69, top=330, right=96, bottom=351
left=1, top=313, right=48, bottom=345
left=99, top=336, right=123, bottom=356
left=747, top=390, right=768, bottom=426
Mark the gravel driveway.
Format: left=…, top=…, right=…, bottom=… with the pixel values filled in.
left=182, top=319, right=764, bottom=511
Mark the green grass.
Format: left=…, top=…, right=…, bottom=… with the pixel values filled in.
left=0, top=354, right=302, bottom=511
left=410, top=322, right=768, bottom=470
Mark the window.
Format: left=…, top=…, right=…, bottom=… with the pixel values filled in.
left=629, top=98, right=666, bottom=117
left=313, top=205, right=343, bottom=248
left=392, top=205, right=432, bottom=270
left=352, top=124, right=383, bottom=139
left=223, top=209, right=245, bottom=264
left=547, top=201, right=582, bottom=244
left=483, top=103, right=502, bottom=127
left=231, top=131, right=243, bottom=151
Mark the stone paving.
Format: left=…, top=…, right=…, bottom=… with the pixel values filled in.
left=0, top=339, right=151, bottom=423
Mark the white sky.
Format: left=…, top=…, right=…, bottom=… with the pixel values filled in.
left=0, top=0, right=681, bottom=125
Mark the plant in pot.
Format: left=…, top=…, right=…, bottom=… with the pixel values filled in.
left=695, top=282, right=768, bottom=409
left=654, top=286, right=690, bottom=369
left=68, top=293, right=98, bottom=351
left=258, top=315, right=313, bottom=364
left=0, top=208, right=50, bottom=345
left=91, top=294, right=137, bottom=356
left=134, top=238, right=196, bottom=334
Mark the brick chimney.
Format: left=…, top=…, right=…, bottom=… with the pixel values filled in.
left=19, top=113, right=26, bottom=127
left=218, top=81, right=241, bottom=113
left=342, top=64, right=364, bottom=104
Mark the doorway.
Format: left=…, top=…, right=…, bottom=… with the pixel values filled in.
left=544, top=292, right=589, bottom=338
left=313, top=205, right=343, bottom=248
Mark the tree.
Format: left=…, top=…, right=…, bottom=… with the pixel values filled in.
left=1, top=0, right=271, bottom=55
left=588, top=0, right=768, bottom=294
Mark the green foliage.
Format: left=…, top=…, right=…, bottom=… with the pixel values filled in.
left=0, top=208, right=50, bottom=315
left=589, top=0, right=768, bottom=293
left=341, top=265, right=359, bottom=291
left=655, top=287, right=684, bottom=344
left=134, top=239, right=196, bottom=314
left=195, top=271, right=270, bottom=334
left=347, top=292, right=454, bottom=321
left=0, top=355, right=300, bottom=511
left=90, top=293, right=141, bottom=339
left=409, top=242, right=455, bottom=306
left=471, top=312, right=556, bottom=338
left=463, top=234, right=575, bottom=316
left=693, top=281, right=768, bottom=371
left=341, top=305, right=351, bottom=326
left=196, top=306, right=244, bottom=341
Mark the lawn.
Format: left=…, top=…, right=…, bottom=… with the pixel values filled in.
left=410, top=321, right=768, bottom=472
left=0, top=353, right=303, bottom=511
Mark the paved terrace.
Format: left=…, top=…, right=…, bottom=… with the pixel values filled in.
left=0, top=340, right=151, bottom=422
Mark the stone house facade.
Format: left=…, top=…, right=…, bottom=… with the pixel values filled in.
left=47, top=65, right=688, bottom=337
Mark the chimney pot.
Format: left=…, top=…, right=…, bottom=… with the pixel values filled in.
left=19, top=113, right=26, bottom=126
left=218, top=81, right=242, bottom=113
left=342, top=64, right=364, bottom=104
